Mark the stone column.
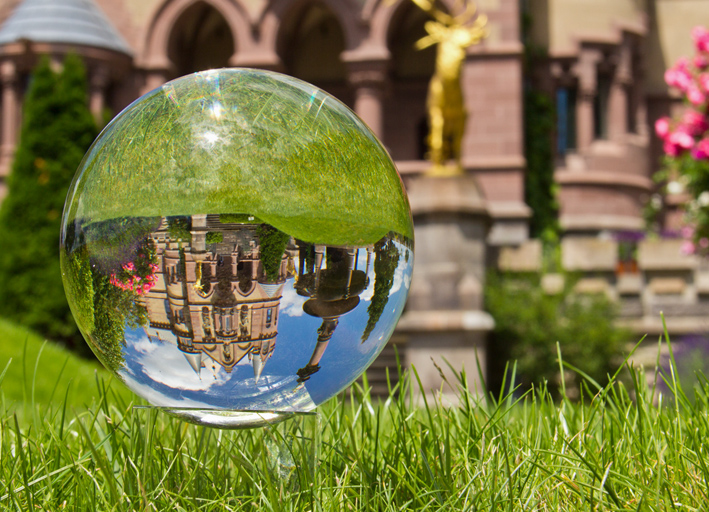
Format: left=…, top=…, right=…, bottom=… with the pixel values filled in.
left=608, top=45, right=632, bottom=140
left=345, top=59, right=389, bottom=140
left=396, top=175, right=494, bottom=398
left=142, top=66, right=170, bottom=96
left=0, top=59, right=18, bottom=178
left=575, top=49, right=599, bottom=151
left=90, top=66, right=109, bottom=126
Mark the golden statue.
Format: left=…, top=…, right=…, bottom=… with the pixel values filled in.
left=411, top=0, right=488, bottom=176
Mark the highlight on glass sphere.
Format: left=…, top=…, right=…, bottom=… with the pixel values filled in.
left=60, top=68, right=414, bottom=428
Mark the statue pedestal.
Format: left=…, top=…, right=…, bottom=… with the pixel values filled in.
left=395, top=174, right=495, bottom=399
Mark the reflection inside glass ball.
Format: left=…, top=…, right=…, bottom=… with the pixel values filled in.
left=60, top=69, right=413, bottom=428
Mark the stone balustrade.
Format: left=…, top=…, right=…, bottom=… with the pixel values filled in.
left=497, top=237, right=709, bottom=336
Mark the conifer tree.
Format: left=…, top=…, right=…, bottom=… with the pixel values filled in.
left=362, top=238, right=400, bottom=342
left=0, top=54, right=97, bottom=345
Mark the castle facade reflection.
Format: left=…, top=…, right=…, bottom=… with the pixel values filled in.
left=62, top=210, right=411, bottom=420
left=142, top=214, right=296, bottom=381
left=136, top=214, right=380, bottom=385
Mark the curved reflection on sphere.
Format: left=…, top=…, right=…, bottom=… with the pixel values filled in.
left=60, top=69, right=414, bottom=428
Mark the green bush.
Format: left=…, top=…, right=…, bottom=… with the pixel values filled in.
left=206, top=231, right=223, bottom=244
left=0, top=54, right=97, bottom=349
left=257, top=224, right=290, bottom=282
left=166, top=216, right=191, bottom=241
left=486, top=272, right=629, bottom=399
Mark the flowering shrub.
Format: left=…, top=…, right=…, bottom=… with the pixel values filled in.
left=655, top=27, right=709, bottom=253
left=109, top=238, right=159, bottom=295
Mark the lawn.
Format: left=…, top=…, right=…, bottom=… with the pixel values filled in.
left=0, top=318, right=132, bottom=413
left=66, top=69, right=414, bottom=247
left=1, top=322, right=708, bottom=510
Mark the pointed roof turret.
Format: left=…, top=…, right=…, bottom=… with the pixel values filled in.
left=252, top=355, right=264, bottom=383
left=0, top=0, right=132, bottom=55
left=184, top=352, right=203, bottom=376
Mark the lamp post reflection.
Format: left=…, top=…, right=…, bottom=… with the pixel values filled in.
left=295, top=245, right=372, bottom=383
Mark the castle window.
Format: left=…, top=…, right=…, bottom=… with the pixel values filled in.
left=593, top=72, right=611, bottom=140
left=556, top=87, right=577, bottom=155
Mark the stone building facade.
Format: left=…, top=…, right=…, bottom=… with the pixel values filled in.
left=0, top=0, right=528, bottom=243
left=0, top=0, right=708, bottom=393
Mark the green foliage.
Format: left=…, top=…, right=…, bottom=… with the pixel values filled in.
left=83, top=216, right=160, bottom=272
left=0, top=54, right=97, bottom=346
left=362, top=238, right=400, bottom=342
left=206, top=231, right=223, bottom=244
left=220, top=213, right=259, bottom=224
left=61, top=248, right=94, bottom=335
left=677, top=153, right=709, bottom=242
left=2, top=328, right=709, bottom=509
left=521, top=10, right=559, bottom=243
left=257, top=224, right=290, bottom=282
left=524, top=89, right=559, bottom=241
left=486, top=272, right=628, bottom=398
left=166, top=216, right=191, bottom=241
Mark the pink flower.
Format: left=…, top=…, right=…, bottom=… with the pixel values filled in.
left=700, top=238, right=709, bottom=249
left=665, top=59, right=693, bottom=91
left=692, top=26, right=709, bottom=53
left=687, top=84, right=707, bottom=106
left=655, top=116, right=671, bottom=139
left=692, top=137, right=709, bottom=159
left=682, top=110, right=709, bottom=136
left=695, top=54, right=709, bottom=70
left=682, top=225, right=695, bottom=238
left=668, top=128, right=695, bottom=150
left=700, top=73, right=709, bottom=94
left=122, top=262, right=135, bottom=271
left=664, top=138, right=680, bottom=156
left=681, top=240, right=696, bottom=255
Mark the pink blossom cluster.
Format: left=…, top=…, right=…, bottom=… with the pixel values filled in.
left=109, top=261, right=160, bottom=295
left=656, top=27, right=709, bottom=159
left=678, top=225, right=709, bottom=254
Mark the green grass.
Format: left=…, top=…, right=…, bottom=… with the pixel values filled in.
left=2, top=324, right=709, bottom=510
left=0, top=318, right=131, bottom=412
left=67, top=69, right=414, bottom=246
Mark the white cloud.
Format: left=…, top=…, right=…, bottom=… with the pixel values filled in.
left=126, top=331, right=229, bottom=392
left=280, top=284, right=308, bottom=317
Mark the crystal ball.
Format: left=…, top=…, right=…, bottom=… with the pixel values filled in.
left=60, top=69, right=414, bottom=428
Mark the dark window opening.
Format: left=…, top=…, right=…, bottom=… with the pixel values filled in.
left=556, top=87, right=577, bottom=155
left=593, top=73, right=611, bottom=140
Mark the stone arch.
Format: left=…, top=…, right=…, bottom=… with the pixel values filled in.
left=365, top=0, right=458, bottom=50
left=260, top=0, right=365, bottom=55
left=371, top=0, right=441, bottom=160
left=270, top=0, right=352, bottom=104
left=140, top=0, right=253, bottom=77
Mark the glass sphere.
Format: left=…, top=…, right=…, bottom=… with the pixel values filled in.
left=60, top=69, right=414, bottom=428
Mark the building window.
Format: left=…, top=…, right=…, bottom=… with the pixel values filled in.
left=626, top=84, right=637, bottom=134
left=556, top=87, right=577, bottom=155
left=593, top=73, right=611, bottom=140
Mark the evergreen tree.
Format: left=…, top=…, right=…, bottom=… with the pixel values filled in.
left=0, top=54, right=98, bottom=345
left=362, top=238, right=400, bottom=342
